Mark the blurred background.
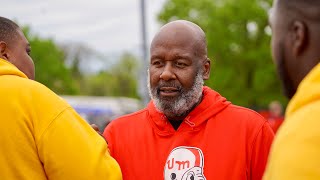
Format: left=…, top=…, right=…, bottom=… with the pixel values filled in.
left=2, top=0, right=287, bottom=131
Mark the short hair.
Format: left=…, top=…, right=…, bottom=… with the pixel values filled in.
left=278, top=0, right=320, bottom=22
left=0, top=16, right=20, bottom=45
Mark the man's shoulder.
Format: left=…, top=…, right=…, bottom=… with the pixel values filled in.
left=222, top=104, right=267, bottom=125
left=109, top=108, right=149, bottom=127
left=1, top=75, right=54, bottom=94
left=104, top=108, right=150, bottom=140
left=2, top=76, right=70, bottom=111
left=219, top=104, right=274, bottom=145
left=23, top=78, right=66, bottom=103
left=284, top=101, right=320, bottom=133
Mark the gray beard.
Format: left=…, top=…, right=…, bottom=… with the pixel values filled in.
left=147, top=70, right=204, bottom=118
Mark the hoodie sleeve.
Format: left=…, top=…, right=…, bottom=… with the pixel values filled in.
left=250, top=121, right=274, bottom=180
left=37, top=107, right=122, bottom=180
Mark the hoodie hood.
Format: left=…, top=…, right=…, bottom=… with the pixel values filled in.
left=286, top=63, right=320, bottom=118
left=0, top=58, right=28, bottom=78
left=148, top=86, right=231, bottom=136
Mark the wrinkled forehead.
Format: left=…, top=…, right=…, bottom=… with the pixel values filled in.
left=151, top=28, right=201, bottom=57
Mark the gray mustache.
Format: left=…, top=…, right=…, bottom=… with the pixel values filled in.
left=157, top=84, right=182, bottom=90
left=155, top=82, right=182, bottom=93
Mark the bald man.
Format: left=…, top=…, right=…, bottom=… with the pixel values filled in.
left=264, top=0, right=320, bottom=179
left=103, top=20, right=274, bottom=180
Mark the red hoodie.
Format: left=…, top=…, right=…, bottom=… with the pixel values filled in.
left=104, top=87, right=274, bottom=180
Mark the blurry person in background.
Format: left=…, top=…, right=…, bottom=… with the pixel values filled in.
left=0, top=16, right=121, bottom=179
left=264, top=0, right=320, bottom=179
left=267, top=100, right=284, bottom=133
left=103, top=20, right=274, bottom=180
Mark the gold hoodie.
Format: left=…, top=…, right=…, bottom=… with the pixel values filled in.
left=264, top=63, right=320, bottom=179
left=0, top=58, right=122, bottom=179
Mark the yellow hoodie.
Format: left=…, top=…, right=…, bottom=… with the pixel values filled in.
left=264, top=63, right=320, bottom=179
left=0, top=58, right=122, bottom=179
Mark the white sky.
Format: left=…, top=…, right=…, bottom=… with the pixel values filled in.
left=2, top=0, right=167, bottom=55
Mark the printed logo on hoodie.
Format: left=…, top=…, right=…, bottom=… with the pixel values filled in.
left=164, top=146, right=206, bottom=180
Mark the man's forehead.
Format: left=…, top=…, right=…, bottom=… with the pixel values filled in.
left=151, top=37, right=194, bottom=55
left=16, top=29, right=29, bottom=45
left=151, top=49, right=191, bottom=58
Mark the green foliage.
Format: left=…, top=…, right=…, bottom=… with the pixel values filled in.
left=158, top=0, right=287, bottom=108
left=22, top=27, right=78, bottom=95
left=22, top=27, right=140, bottom=98
left=82, top=53, right=140, bottom=98
left=108, top=53, right=140, bottom=98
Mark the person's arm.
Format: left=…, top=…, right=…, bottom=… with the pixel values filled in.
left=250, top=121, right=274, bottom=180
left=37, top=107, right=122, bottom=179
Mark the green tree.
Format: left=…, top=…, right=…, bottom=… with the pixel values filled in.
left=84, top=52, right=140, bottom=98
left=158, top=0, right=287, bottom=108
left=83, top=71, right=114, bottom=96
left=109, top=53, right=140, bottom=98
left=22, top=27, right=78, bottom=95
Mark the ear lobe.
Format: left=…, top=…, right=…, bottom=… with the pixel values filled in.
left=291, top=21, right=307, bottom=56
left=0, top=41, right=9, bottom=60
left=202, top=58, right=211, bottom=80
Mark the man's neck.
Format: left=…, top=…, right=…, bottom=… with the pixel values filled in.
left=166, top=93, right=203, bottom=130
left=169, top=119, right=183, bottom=130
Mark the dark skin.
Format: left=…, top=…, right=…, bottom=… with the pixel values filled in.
left=0, top=29, right=35, bottom=80
left=270, top=0, right=320, bottom=99
left=149, top=20, right=211, bottom=121
left=91, top=124, right=103, bottom=136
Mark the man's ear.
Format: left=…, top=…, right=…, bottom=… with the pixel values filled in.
left=0, top=41, right=9, bottom=60
left=202, top=57, right=211, bottom=80
left=290, top=20, right=308, bottom=56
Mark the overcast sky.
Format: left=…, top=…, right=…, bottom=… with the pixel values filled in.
left=2, top=0, right=167, bottom=56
